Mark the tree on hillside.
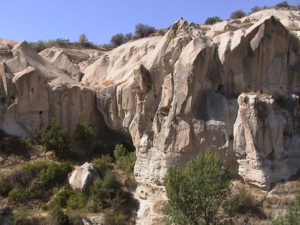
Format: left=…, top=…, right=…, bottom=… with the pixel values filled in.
left=230, top=10, right=246, bottom=19
left=135, top=23, right=155, bottom=38
left=163, top=150, right=231, bottom=225
left=205, top=16, right=223, bottom=25
left=110, top=33, right=126, bottom=47
left=79, top=33, right=88, bottom=44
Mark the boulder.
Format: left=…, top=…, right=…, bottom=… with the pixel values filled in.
left=69, top=162, right=99, bottom=193
left=82, top=216, right=105, bottom=225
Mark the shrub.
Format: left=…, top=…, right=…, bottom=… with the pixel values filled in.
left=273, top=193, right=300, bottom=225
left=74, top=123, right=95, bottom=149
left=135, top=23, right=155, bottom=38
left=113, top=144, right=128, bottom=159
left=0, top=174, right=11, bottom=196
left=105, top=208, right=127, bottom=225
left=89, top=171, right=131, bottom=209
left=276, top=1, right=289, bottom=8
left=163, top=150, right=231, bottom=225
left=124, top=33, right=133, bottom=41
left=12, top=207, right=31, bottom=225
left=8, top=188, right=26, bottom=203
left=110, top=33, right=126, bottom=47
left=116, top=152, right=136, bottom=174
left=39, top=120, right=70, bottom=155
left=205, top=16, right=223, bottom=25
left=225, top=187, right=258, bottom=216
left=79, top=33, right=88, bottom=44
left=92, top=155, right=113, bottom=177
left=230, top=10, right=246, bottom=19
left=49, top=206, right=69, bottom=225
left=66, top=191, right=87, bottom=210
left=251, top=6, right=262, bottom=13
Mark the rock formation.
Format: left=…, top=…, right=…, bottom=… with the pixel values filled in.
left=0, top=7, right=299, bottom=225
left=69, top=162, right=100, bottom=193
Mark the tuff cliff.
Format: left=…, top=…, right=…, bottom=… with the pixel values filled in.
left=0, top=8, right=299, bottom=224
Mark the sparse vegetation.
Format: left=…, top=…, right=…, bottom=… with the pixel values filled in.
left=251, top=6, right=262, bottom=13
left=114, top=144, right=136, bottom=174
left=230, top=10, right=246, bottom=19
left=39, top=120, right=70, bottom=155
left=110, top=33, right=126, bottom=47
left=79, top=33, right=88, bottom=44
left=74, top=123, right=95, bottom=149
left=276, top=1, right=290, bottom=8
left=135, top=23, right=155, bottom=38
left=273, top=193, right=300, bottom=225
left=205, top=16, right=223, bottom=25
left=163, top=150, right=231, bottom=225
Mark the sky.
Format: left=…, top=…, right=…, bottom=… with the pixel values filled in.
left=1, top=0, right=299, bottom=45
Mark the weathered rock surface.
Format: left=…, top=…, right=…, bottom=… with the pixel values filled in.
left=69, top=162, right=99, bottom=193
left=0, top=7, right=299, bottom=225
left=82, top=215, right=105, bottom=225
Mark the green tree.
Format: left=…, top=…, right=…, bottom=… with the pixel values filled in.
left=74, top=123, right=95, bottom=149
left=204, top=16, right=223, bottom=25
left=230, top=10, right=246, bottom=19
left=79, top=33, right=88, bottom=44
left=110, top=33, right=126, bottom=47
left=163, top=150, right=231, bottom=225
left=39, top=120, right=69, bottom=155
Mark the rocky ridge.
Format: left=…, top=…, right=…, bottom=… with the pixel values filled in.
left=0, top=8, right=299, bottom=224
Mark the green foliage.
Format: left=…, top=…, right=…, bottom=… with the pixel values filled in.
left=89, top=141, right=111, bottom=157
left=225, top=188, right=258, bottom=217
left=0, top=174, right=11, bottom=196
left=39, top=120, right=70, bottom=155
left=8, top=188, right=26, bottom=203
left=105, top=208, right=127, bottom=225
left=276, top=1, right=289, bottom=7
left=74, top=123, right=95, bottom=149
left=92, top=155, right=113, bottom=177
left=111, top=33, right=126, bottom=47
left=251, top=6, right=262, bottom=13
left=116, top=152, right=136, bottom=174
left=79, top=33, right=88, bottom=44
left=114, top=144, right=128, bottom=159
left=8, top=161, right=71, bottom=203
left=135, top=23, right=155, bottom=38
left=89, top=171, right=131, bottom=209
left=49, top=206, right=69, bottom=225
left=114, top=144, right=136, bottom=174
left=230, top=10, right=246, bottom=19
left=205, top=16, right=223, bottom=25
left=163, top=150, right=231, bottom=225
left=45, top=185, right=86, bottom=210
left=273, top=193, right=300, bottom=225
left=29, top=39, right=70, bottom=52
left=12, top=207, right=31, bottom=225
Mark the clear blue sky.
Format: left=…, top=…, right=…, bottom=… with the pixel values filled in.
left=1, top=0, right=299, bottom=45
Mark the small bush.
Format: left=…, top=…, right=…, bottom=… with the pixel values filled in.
left=225, top=188, right=258, bottom=216
left=273, top=193, right=300, bottom=225
left=230, top=10, right=246, bottom=19
left=79, top=33, right=88, bottom=44
left=114, top=144, right=128, bottom=159
left=110, top=33, right=126, bottom=47
left=92, top=155, right=113, bottom=177
left=0, top=174, right=11, bottom=196
left=8, top=188, right=26, bottom=203
left=105, top=209, right=127, bottom=225
left=276, top=1, right=289, bottom=8
left=205, top=16, right=223, bottom=25
left=251, top=6, right=262, bottom=13
left=74, top=123, right=95, bottom=149
left=39, top=120, right=70, bottom=155
left=49, top=206, right=69, bottom=225
left=125, top=33, right=133, bottom=41
left=12, top=207, right=30, bottom=225
left=66, top=191, right=87, bottom=210
left=116, top=152, right=136, bottom=174
left=135, top=23, right=155, bottom=38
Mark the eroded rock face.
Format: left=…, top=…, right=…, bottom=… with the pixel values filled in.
left=0, top=8, right=299, bottom=225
